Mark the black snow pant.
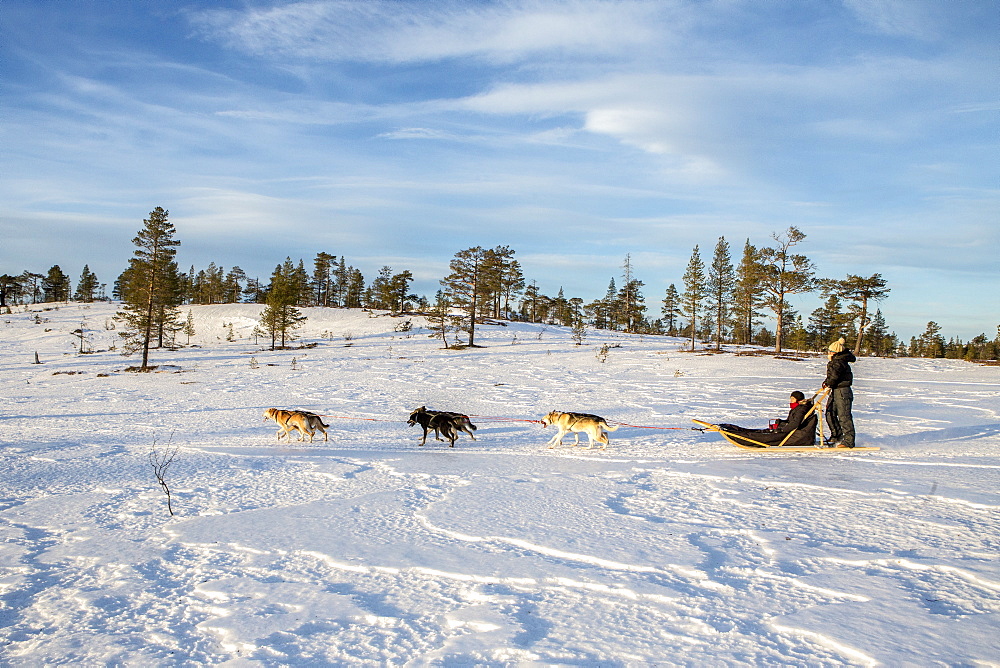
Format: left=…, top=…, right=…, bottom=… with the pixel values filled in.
left=826, top=386, right=855, bottom=447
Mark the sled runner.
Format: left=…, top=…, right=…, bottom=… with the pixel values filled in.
left=692, top=419, right=880, bottom=451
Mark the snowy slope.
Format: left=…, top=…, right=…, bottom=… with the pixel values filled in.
left=2, top=302, right=999, bottom=665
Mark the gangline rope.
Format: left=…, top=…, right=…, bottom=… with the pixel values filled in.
left=313, top=412, right=699, bottom=430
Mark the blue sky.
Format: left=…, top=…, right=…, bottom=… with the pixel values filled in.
left=2, top=0, right=997, bottom=340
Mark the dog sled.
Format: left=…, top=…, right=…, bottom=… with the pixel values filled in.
left=694, top=389, right=879, bottom=452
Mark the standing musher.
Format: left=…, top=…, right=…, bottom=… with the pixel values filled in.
left=823, top=337, right=856, bottom=448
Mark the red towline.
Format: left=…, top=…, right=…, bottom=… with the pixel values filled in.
left=314, top=412, right=692, bottom=429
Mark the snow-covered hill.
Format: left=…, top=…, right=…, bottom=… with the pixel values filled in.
left=2, top=302, right=999, bottom=665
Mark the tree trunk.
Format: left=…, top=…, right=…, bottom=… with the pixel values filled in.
left=468, top=286, right=477, bottom=347
left=854, top=297, right=869, bottom=353
left=142, top=280, right=154, bottom=369
left=774, top=294, right=784, bottom=354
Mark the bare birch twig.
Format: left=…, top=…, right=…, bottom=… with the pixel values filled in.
left=149, top=435, right=179, bottom=516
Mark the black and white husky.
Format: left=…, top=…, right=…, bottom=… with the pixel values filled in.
left=407, top=406, right=477, bottom=447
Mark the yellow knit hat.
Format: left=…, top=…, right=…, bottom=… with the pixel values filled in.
left=828, top=337, right=846, bottom=353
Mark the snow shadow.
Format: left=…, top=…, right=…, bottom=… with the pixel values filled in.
left=873, top=423, right=1000, bottom=444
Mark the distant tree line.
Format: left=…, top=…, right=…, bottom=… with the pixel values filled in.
left=3, top=210, right=997, bottom=362
left=665, top=228, right=899, bottom=356
left=660, top=228, right=998, bottom=361
left=905, top=322, right=1000, bottom=362
left=1, top=264, right=104, bottom=306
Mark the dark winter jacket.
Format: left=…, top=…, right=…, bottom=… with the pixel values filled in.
left=824, top=350, right=856, bottom=389
left=776, top=400, right=816, bottom=435
left=720, top=400, right=818, bottom=446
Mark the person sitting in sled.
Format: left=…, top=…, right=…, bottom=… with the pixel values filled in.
left=718, top=391, right=818, bottom=447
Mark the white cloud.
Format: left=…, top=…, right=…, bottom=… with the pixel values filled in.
left=460, top=75, right=700, bottom=139
left=377, top=127, right=456, bottom=141
left=584, top=108, right=675, bottom=154
left=187, top=0, right=664, bottom=64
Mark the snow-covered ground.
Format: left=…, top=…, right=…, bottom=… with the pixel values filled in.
left=2, top=302, right=999, bottom=666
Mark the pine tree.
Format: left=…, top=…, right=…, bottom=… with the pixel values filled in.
left=681, top=245, right=706, bottom=351
left=243, top=277, right=265, bottom=304
left=779, top=303, right=798, bottom=350
left=536, top=293, right=554, bottom=324
left=154, top=260, right=185, bottom=348
left=184, top=309, right=196, bottom=344
left=185, top=265, right=197, bottom=303
left=755, top=327, right=776, bottom=349
left=552, top=287, right=572, bottom=326
left=0, top=274, right=20, bottom=308
left=522, top=281, right=542, bottom=323
left=920, top=321, right=945, bottom=358
left=344, top=267, right=365, bottom=308
left=808, top=296, right=846, bottom=350
left=822, top=273, right=890, bottom=353
left=20, top=271, right=43, bottom=303
left=426, top=290, right=453, bottom=348
left=42, top=265, right=71, bottom=302
left=74, top=265, right=100, bottom=302
left=264, top=258, right=310, bottom=306
left=758, top=227, right=815, bottom=353
left=312, top=252, right=336, bottom=307
left=191, top=268, right=206, bottom=304
left=116, top=207, right=182, bottom=370
left=617, top=255, right=646, bottom=333
left=945, top=337, right=962, bottom=360
left=479, top=247, right=502, bottom=319
left=498, top=249, right=524, bottom=320
left=259, top=262, right=306, bottom=349
left=293, top=259, right=311, bottom=305
left=706, top=237, right=734, bottom=350
left=389, top=270, right=414, bottom=313
left=732, top=240, right=763, bottom=345
left=661, top=283, right=681, bottom=336
left=440, top=246, right=487, bottom=347
left=616, top=255, right=646, bottom=333
left=603, top=278, right=619, bottom=330
left=370, top=266, right=396, bottom=311
left=333, top=256, right=348, bottom=307
left=569, top=296, right=584, bottom=324
left=618, top=278, right=646, bottom=332
left=205, top=263, right=225, bottom=304
left=865, top=309, right=889, bottom=356
left=224, top=266, right=246, bottom=303
left=790, top=315, right=808, bottom=354
left=571, top=306, right=587, bottom=345
left=470, top=245, right=523, bottom=320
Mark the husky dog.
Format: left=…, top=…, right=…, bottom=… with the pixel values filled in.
left=293, top=410, right=329, bottom=442
left=407, top=406, right=477, bottom=446
left=541, top=411, right=620, bottom=449
left=263, top=408, right=329, bottom=443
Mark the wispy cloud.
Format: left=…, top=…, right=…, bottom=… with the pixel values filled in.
left=842, top=0, right=942, bottom=39
left=215, top=101, right=384, bottom=126
left=187, top=0, right=663, bottom=64
left=949, top=101, right=1000, bottom=114
left=377, top=127, right=453, bottom=141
